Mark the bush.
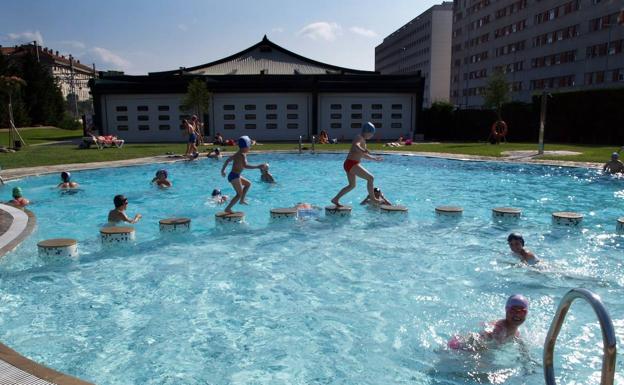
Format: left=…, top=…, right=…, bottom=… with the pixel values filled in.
left=58, top=113, right=82, bottom=130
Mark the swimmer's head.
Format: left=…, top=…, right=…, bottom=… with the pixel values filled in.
left=505, top=294, right=529, bottom=325
left=506, top=294, right=529, bottom=310
left=12, top=187, right=22, bottom=198
left=156, top=169, right=168, bottom=179
left=212, top=189, right=221, bottom=197
left=114, top=194, right=128, bottom=208
left=238, top=136, right=252, bottom=151
left=361, top=122, right=376, bottom=138
left=191, top=115, right=198, bottom=121
left=612, top=152, right=619, bottom=160
left=507, top=233, right=525, bottom=246
left=61, top=171, right=71, bottom=183
left=215, top=148, right=220, bottom=155
left=374, top=187, right=381, bottom=197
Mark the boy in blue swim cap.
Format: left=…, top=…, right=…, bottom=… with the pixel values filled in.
left=331, top=122, right=383, bottom=207
left=221, top=136, right=267, bottom=213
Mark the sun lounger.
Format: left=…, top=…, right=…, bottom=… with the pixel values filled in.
left=82, top=135, right=124, bottom=149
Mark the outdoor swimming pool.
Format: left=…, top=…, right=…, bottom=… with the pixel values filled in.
left=0, top=153, right=622, bottom=385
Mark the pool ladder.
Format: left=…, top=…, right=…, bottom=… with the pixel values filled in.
left=543, top=288, right=617, bottom=385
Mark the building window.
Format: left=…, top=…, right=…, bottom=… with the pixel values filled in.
left=137, top=105, right=149, bottom=111
left=391, top=113, right=402, bottom=119
left=351, top=113, right=362, bottom=119
left=331, top=123, right=341, bottom=128
left=116, top=116, right=128, bottom=121
left=266, top=123, right=277, bottom=129
left=350, top=123, right=361, bottom=128
left=245, top=114, right=256, bottom=120
left=392, top=104, right=403, bottom=110
left=224, top=124, right=235, bottom=130
left=330, top=113, right=341, bottom=119
left=391, top=122, right=402, bottom=128
left=223, top=105, right=235, bottom=110
left=138, top=115, right=149, bottom=121
left=351, top=104, right=362, bottom=110
left=286, top=104, right=298, bottom=110
left=159, top=124, right=171, bottom=130
left=373, top=122, right=382, bottom=128
left=115, top=106, right=127, bottom=112
left=371, top=113, right=382, bottom=119
left=224, top=114, right=235, bottom=120
left=158, top=115, right=170, bottom=121
left=244, top=105, right=256, bottom=110
left=138, top=125, right=150, bottom=131
left=287, top=114, right=298, bottom=119
left=266, top=104, right=277, bottom=110
left=330, top=104, right=342, bottom=110
left=158, top=105, right=170, bottom=111
left=371, top=104, right=383, bottom=110
left=245, top=123, right=256, bottom=129
left=117, top=125, right=128, bottom=131
left=266, top=114, right=277, bottom=120
left=287, top=123, right=298, bottom=129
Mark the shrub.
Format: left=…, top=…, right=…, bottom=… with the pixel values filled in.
left=58, top=113, right=82, bottom=130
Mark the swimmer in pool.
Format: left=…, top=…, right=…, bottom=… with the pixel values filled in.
left=331, top=122, right=383, bottom=207
left=151, top=169, right=172, bottom=188
left=260, top=163, right=275, bottom=183
left=448, top=294, right=529, bottom=351
left=603, top=151, right=624, bottom=174
left=9, top=187, right=29, bottom=207
left=221, top=136, right=267, bottom=213
left=507, top=233, right=539, bottom=265
left=211, top=189, right=228, bottom=204
left=107, top=194, right=142, bottom=224
left=57, top=171, right=79, bottom=189
left=360, top=187, right=392, bottom=206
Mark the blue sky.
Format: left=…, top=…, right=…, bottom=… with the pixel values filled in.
left=1, top=0, right=440, bottom=74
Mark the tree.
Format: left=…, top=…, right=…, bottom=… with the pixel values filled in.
left=19, top=53, right=65, bottom=126
left=483, top=69, right=510, bottom=120
left=0, top=75, right=28, bottom=146
left=181, top=78, right=211, bottom=134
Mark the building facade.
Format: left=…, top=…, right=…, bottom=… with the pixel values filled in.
left=1, top=43, right=95, bottom=102
left=451, top=0, right=624, bottom=107
left=90, top=36, right=424, bottom=143
left=375, top=2, right=453, bottom=107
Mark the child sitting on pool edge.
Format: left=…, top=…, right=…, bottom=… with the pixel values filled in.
left=57, top=171, right=79, bottom=189
left=151, top=169, right=172, bottom=188
left=221, top=136, right=267, bottom=213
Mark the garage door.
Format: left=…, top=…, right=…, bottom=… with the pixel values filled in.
left=319, top=93, right=414, bottom=141
left=213, top=93, right=310, bottom=141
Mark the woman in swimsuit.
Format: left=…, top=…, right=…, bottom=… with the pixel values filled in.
left=331, top=122, right=383, bottom=207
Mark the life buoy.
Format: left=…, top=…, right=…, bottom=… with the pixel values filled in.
left=491, top=120, right=508, bottom=139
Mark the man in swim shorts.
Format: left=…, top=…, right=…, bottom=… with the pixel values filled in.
left=507, top=233, right=539, bottom=265
left=184, top=118, right=198, bottom=157
left=220, top=136, right=267, bottom=213
left=331, top=122, right=383, bottom=207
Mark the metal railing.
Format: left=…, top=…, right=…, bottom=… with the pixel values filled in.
left=543, top=288, right=617, bottom=385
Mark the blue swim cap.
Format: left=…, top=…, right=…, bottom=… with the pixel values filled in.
left=506, top=294, right=529, bottom=310
left=362, top=122, right=376, bottom=135
left=238, top=136, right=252, bottom=149
left=612, top=152, right=619, bottom=159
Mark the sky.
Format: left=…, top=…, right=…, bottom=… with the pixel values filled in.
left=1, top=0, right=441, bottom=75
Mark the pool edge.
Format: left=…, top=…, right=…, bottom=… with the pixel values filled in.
left=0, top=204, right=36, bottom=258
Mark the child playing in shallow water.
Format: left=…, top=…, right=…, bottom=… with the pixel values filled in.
left=57, top=171, right=79, bottom=189
left=211, top=189, right=228, bottom=204
left=151, top=169, right=172, bottom=188
left=360, top=187, right=391, bottom=206
left=331, top=122, right=383, bottom=207
left=9, top=187, right=29, bottom=207
left=260, top=164, right=275, bottom=183
left=221, top=136, right=267, bottom=213
left=507, top=233, right=539, bottom=265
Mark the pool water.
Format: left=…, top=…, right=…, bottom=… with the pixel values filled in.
left=0, top=153, right=623, bottom=385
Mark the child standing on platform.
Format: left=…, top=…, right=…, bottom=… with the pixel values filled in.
left=221, top=136, right=267, bottom=213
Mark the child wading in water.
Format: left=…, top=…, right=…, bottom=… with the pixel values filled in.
left=221, top=136, right=267, bottom=213
left=331, top=122, right=383, bottom=206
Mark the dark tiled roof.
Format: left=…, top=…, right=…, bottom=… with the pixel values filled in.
left=1, top=45, right=95, bottom=74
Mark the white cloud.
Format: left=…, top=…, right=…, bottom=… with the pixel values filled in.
left=349, top=26, right=378, bottom=38
left=91, top=47, right=130, bottom=70
left=298, top=22, right=341, bottom=41
left=58, top=40, right=86, bottom=49
left=178, top=24, right=188, bottom=31
left=6, top=30, right=44, bottom=45
left=272, top=27, right=284, bottom=33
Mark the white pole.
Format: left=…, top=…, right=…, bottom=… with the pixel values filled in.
left=538, top=91, right=547, bottom=155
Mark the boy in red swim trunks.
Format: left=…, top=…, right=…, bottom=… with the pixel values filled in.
left=331, top=122, right=383, bottom=207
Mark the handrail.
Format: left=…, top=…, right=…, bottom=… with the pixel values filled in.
left=543, top=288, right=617, bottom=385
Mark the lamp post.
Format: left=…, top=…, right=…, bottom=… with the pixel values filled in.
left=538, top=90, right=550, bottom=155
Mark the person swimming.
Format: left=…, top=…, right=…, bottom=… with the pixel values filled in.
left=107, top=194, right=141, bottom=224
left=360, top=187, right=392, bottom=206
left=507, top=233, right=539, bottom=265
left=260, top=163, right=275, bottom=183
left=211, top=188, right=228, bottom=204
left=9, top=187, right=29, bottom=207
left=57, top=171, right=79, bottom=189
left=151, top=169, right=172, bottom=188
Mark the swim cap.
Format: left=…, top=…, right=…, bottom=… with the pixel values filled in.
left=61, top=171, right=71, bottom=182
left=507, top=233, right=525, bottom=246
left=238, top=136, right=252, bottom=149
left=362, top=122, right=376, bottom=135
left=156, top=169, right=168, bottom=178
left=211, top=189, right=221, bottom=197
left=506, top=294, right=529, bottom=310
left=612, top=152, right=619, bottom=159
left=12, top=187, right=22, bottom=198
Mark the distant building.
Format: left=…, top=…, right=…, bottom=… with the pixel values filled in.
left=90, top=36, right=424, bottom=143
left=375, top=2, right=454, bottom=107
left=1, top=43, right=96, bottom=102
left=450, top=0, right=624, bottom=108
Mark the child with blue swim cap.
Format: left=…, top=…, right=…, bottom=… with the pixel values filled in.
left=220, top=136, right=267, bottom=213
left=331, top=122, right=384, bottom=207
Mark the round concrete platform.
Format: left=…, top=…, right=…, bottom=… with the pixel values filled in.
left=552, top=212, right=583, bottom=226
left=159, top=217, right=191, bottom=232
left=37, top=238, right=78, bottom=258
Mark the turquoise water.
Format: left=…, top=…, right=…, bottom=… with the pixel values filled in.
left=0, top=153, right=623, bottom=385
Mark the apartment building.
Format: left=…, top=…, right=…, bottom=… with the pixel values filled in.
left=376, top=2, right=453, bottom=107
left=450, top=0, right=624, bottom=107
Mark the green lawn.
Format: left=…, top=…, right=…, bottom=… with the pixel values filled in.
left=0, top=127, right=83, bottom=145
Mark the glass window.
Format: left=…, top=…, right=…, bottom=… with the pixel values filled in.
left=266, top=114, right=277, bottom=120
left=371, top=113, right=382, bottom=119
left=391, top=113, right=402, bottom=119
left=116, top=116, right=128, bottom=121
left=244, top=105, right=256, bottom=110
left=351, top=104, right=362, bottom=110
left=351, top=123, right=361, bottom=128
left=287, top=104, right=298, bottom=110
left=245, top=123, right=256, bottom=129
left=117, top=125, right=128, bottom=131
left=158, top=115, right=170, bottom=121
left=287, top=123, right=298, bottom=129
left=371, top=104, right=383, bottom=110
left=224, top=124, right=235, bottom=130
left=351, top=113, right=362, bottom=119
left=179, top=114, right=190, bottom=121
left=392, top=104, right=403, bottom=110
left=159, top=124, right=171, bottom=130
left=266, top=104, right=277, bottom=110
left=331, top=123, right=341, bottom=129
left=224, top=114, right=235, bottom=120
left=330, top=113, right=341, bottom=119
left=245, top=114, right=256, bottom=120
left=223, top=105, right=235, bottom=110
left=373, top=122, right=383, bottom=128
left=158, top=105, right=170, bottom=111
left=138, top=125, right=150, bottom=131
left=391, top=122, right=402, bottom=128
left=137, top=105, right=149, bottom=111
left=115, top=106, right=127, bottom=112
left=330, top=104, right=342, bottom=110
left=287, top=114, right=298, bottom=119
left=138, top=115, right=149, bottom=121
left=266, top=123, right=277, bottom=129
